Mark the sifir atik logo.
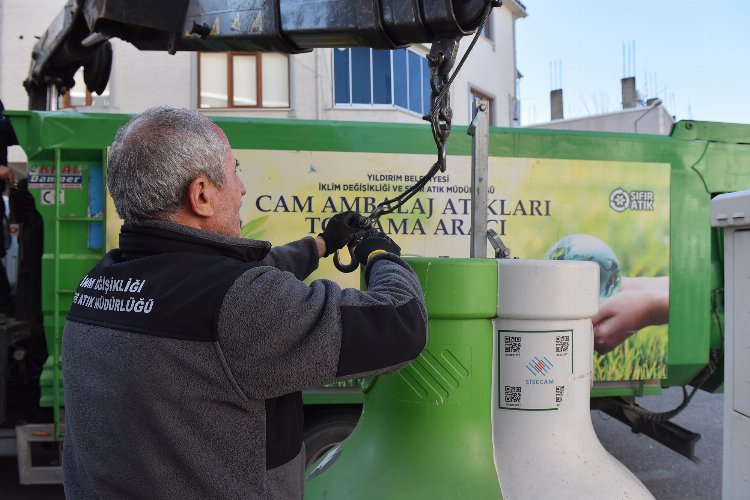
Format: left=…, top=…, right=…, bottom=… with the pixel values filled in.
left=610, top=188, right=655, bottom=212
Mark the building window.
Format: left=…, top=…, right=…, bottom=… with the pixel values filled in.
left=62, top=67, right=111, bottom=109
left=198, top=52, right=289, bottom=109
left=480, top=14, right=493, bottom=41
left=334, top=48, right=431, bottom=116
left=469, top=88, right=494, bottom=126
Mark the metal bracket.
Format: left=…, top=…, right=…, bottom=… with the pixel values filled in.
left=469, top=98, right=489, bottom=258
left=592, top=398, right=701, bottom=463
left=487, top=229, right=511, bottom=258
left=467, top=102, right=487, bottom=136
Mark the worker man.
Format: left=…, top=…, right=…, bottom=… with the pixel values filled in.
left=62, top=106, right=428, bottom=499
left=0, top=100, right=18, bottom=317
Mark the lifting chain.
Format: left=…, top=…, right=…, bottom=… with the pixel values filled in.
left=334, top=0, right=499, bottom=272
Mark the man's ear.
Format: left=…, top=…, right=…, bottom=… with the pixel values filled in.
left=186, top=175, right=216, bottom=218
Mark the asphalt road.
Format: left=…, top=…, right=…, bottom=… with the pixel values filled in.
left=1, top=387, right=723, bottom=499
left=593, top=387, right=724, bottom=499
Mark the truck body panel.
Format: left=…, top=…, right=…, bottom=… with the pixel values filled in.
left=3, top=110, right=747, bottom=477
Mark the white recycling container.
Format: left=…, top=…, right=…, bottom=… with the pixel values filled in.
left=711, top=190, right=750, bottom=499
left=492, top=259, right=653, bottom=499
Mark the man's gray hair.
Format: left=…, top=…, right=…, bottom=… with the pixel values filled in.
left=107, top=106, right=229, bottom=222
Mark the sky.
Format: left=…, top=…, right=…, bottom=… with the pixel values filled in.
left=515, top=0, right=750, bottom=126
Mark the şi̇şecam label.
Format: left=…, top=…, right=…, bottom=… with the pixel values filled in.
left=498, top=329, right=572, bottom=411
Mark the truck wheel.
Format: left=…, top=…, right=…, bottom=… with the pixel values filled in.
left=303, top=409, right=360, bottom=470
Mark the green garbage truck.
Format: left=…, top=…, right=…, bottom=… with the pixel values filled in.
left=0, top=110, right=747, bottom=483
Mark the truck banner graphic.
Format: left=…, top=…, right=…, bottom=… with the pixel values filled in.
left=106, top=150, right=670, bottom=382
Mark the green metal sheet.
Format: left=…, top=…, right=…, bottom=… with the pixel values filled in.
left=7, top=110, right=749, bottom=414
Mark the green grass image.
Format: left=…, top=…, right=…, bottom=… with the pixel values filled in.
left=594, top=325, right=667, bottom=380
left=241, top=215, right=270, bottom=239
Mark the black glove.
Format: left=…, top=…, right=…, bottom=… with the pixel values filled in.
left=319, top=211, right=368, bottom=257
left=353, top=229, right=401, bottom=264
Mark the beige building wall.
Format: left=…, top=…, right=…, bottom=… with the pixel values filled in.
left=0, top=0, right=56, bottom=111
left=109, top=42, right=193, bottom=114
left=525, top=104, right=675, bottom=135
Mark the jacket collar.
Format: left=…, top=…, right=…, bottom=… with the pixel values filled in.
left=118, top=220, right=271, bottom=262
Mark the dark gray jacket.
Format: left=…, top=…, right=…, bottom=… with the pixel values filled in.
left=62, top=220, right=427, bottom=499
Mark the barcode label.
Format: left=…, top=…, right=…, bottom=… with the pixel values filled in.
left=505, top=336, right=521, bottom=354
left=504, top=386, right=522, bottom=405
left=555, top=385, right=565, bottom=405
left=498, top=329, right=572, bottom=410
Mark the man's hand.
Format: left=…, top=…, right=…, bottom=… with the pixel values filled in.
left=353, top=229, right=400, bottom=263
left=592, top=277, right=669, bottom=354
left=0, top=165, right=15, bottom=185
left=318, top=211, right=368, bottom=258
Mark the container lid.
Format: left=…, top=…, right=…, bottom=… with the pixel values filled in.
left=711, top=190, right=750, bottom=228
left=497, top=259, right=599, bottom=320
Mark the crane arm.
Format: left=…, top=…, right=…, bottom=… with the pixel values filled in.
left=25, top=0, right=498, bottom=109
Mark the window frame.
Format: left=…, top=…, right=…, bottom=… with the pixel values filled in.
left=480, top=13, right=493, bottom=41
left=62, top=67, right=110, bottom=109
left=62, top=89, right=92, bottom=108
left=333, top=47, right=432, bottom=117
left=197, top=51, right=290, bottom=109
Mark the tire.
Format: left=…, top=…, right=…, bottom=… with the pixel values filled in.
left=303, top=408, right=360, bottom=470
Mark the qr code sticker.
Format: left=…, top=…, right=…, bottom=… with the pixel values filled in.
left=504, top=386, right=521, bottom=405
left=555, top=385, right=565, bottom=405
left=505, top=336, right=521, bottom=354
left=555, top=335, right=570, bottom=354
